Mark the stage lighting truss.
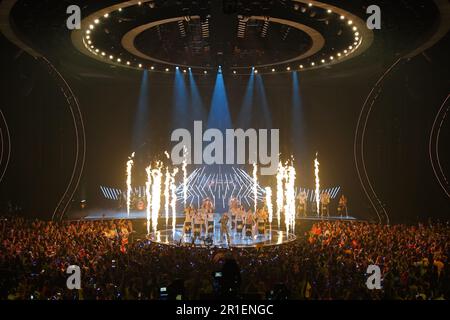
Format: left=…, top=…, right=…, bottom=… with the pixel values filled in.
left=72, top=0, right=373, bottom=75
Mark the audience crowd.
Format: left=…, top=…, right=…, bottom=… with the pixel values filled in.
left=0, top=216, right=448, bottom=300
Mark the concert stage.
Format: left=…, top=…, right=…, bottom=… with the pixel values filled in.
left=149, top=227, right=296, bottom=248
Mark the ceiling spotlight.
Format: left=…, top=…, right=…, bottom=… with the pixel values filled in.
left=89, top=24, right=94, bottom=30
left=138, top=64, right=142, bottom=68
left=286, top=66, right=291, bottom=71
left=349, top=45, right=353, bottom=50
left=327, top=9, right=332, bottom=13
left=233, top=70, right=237, bottom=74
left=166, top=68, right=170, bottom=72
left=176, top=66, right=179, bottom=70
left=95, top=49, right=99, bottom=53
left=104, top=13, right=109, bottom=18
left=348, top=20, right=353, bottom=25
left=337, top=53, right=341, bottom=57
left=353, top=26, right=358, bottom=31
left=311, top=62, right=315, bottom=66
left=183, top=69, right=187, bottom=73
left=109, top=55, right=113, bottom=59
left=94, top=19, right=99, bottom=24
left=138, top=1, right=142, bottom=5
left=101, top=52, right=105, bottom=56
left=151, top=66, right=155, bottom=70
left=188, top=67, right=191, bottom=71
left=85, top=35, right=90, bottom=39
left=87, top=40, right=92, bottom=44
left=126, top=61, right=130, bottom=65
left=321, top=59, right=325, bottom=63
left=330, top=56, right=334, bottom=60
left=118, top=8, right=122, bottom=12
left=117, top=58, right=121, bottom=62
left=344, top=50, right=348, bottom=54
left=272, top=68, right=275, bottom=72
left=308, top=3, right=312, bottom=7
left=299, top=65, right=304, bottom=69
left=355, top=32, right=360, bottom=36
left=254, top=69, right=258, bottom=74
left=340, top=15, right=345, bottom=20
left=86, top=30, right=91, bottom=34
left=204, top=70, right=208, bottom=74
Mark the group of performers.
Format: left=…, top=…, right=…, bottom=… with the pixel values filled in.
left=183, top=197, right=270, bottom=245
left=183, top=197, right=215, bottom=242
left=183, top=194, right=349, bottom=245
left=226, top=198, right=269, bottom=242
left=297, top=191, right=348, bottom=217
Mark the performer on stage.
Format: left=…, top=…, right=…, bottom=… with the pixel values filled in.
left=245, top=209, right=255, bottom=239
left=183, top=206, right=193, bottom=238
left=297, top=190, right=308, bottom=217
left=320, top=192, right=331, bottom=217
left=199, top=209, right=206, bottom=235
left=229, top=197, right=239, bottom=211
left=230, top=206, right=237, bottom=231
left=256, top=208, right=265, bottom=236
left=206, top=210, right=214, bottom=235
left=193, top=210, right=202, bottom=243
left=202, top=197, right=214, bottom=214
left=219, top=212, right=230, bottom=245
left=337, top=194, right=348, bottom=217
left=235, top=206, right=244, bottom=237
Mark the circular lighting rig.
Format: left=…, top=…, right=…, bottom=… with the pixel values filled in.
left=72, top=0, right=373, bottom=75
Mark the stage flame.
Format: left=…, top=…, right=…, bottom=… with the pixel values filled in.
left=289, top=164, right=297, bottom=232
left=145, top=165, right=152, bottom=234
left=171, top=168, right=179, bottom=236
left=253, top=162, right=258, bottom=213
left=182, top=146, right=188, bottom=207
left=284, top=163, right=296, bottom=233
left=151, top=162, right=163, bottom=233
left=314, top=153, right=320, bottom=217
left=126, top=152, right=135, bottom=217
left=164, top=167, right=170, bottom=227
left=276, top=162, right=285, bottom=228
left=265, top=187, right=273, bottom=223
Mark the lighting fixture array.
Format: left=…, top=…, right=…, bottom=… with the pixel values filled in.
left=80, top=1, right=366, bottom=75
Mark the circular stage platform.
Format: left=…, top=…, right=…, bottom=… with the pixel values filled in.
left=148, top=227, right=296, bottom=248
